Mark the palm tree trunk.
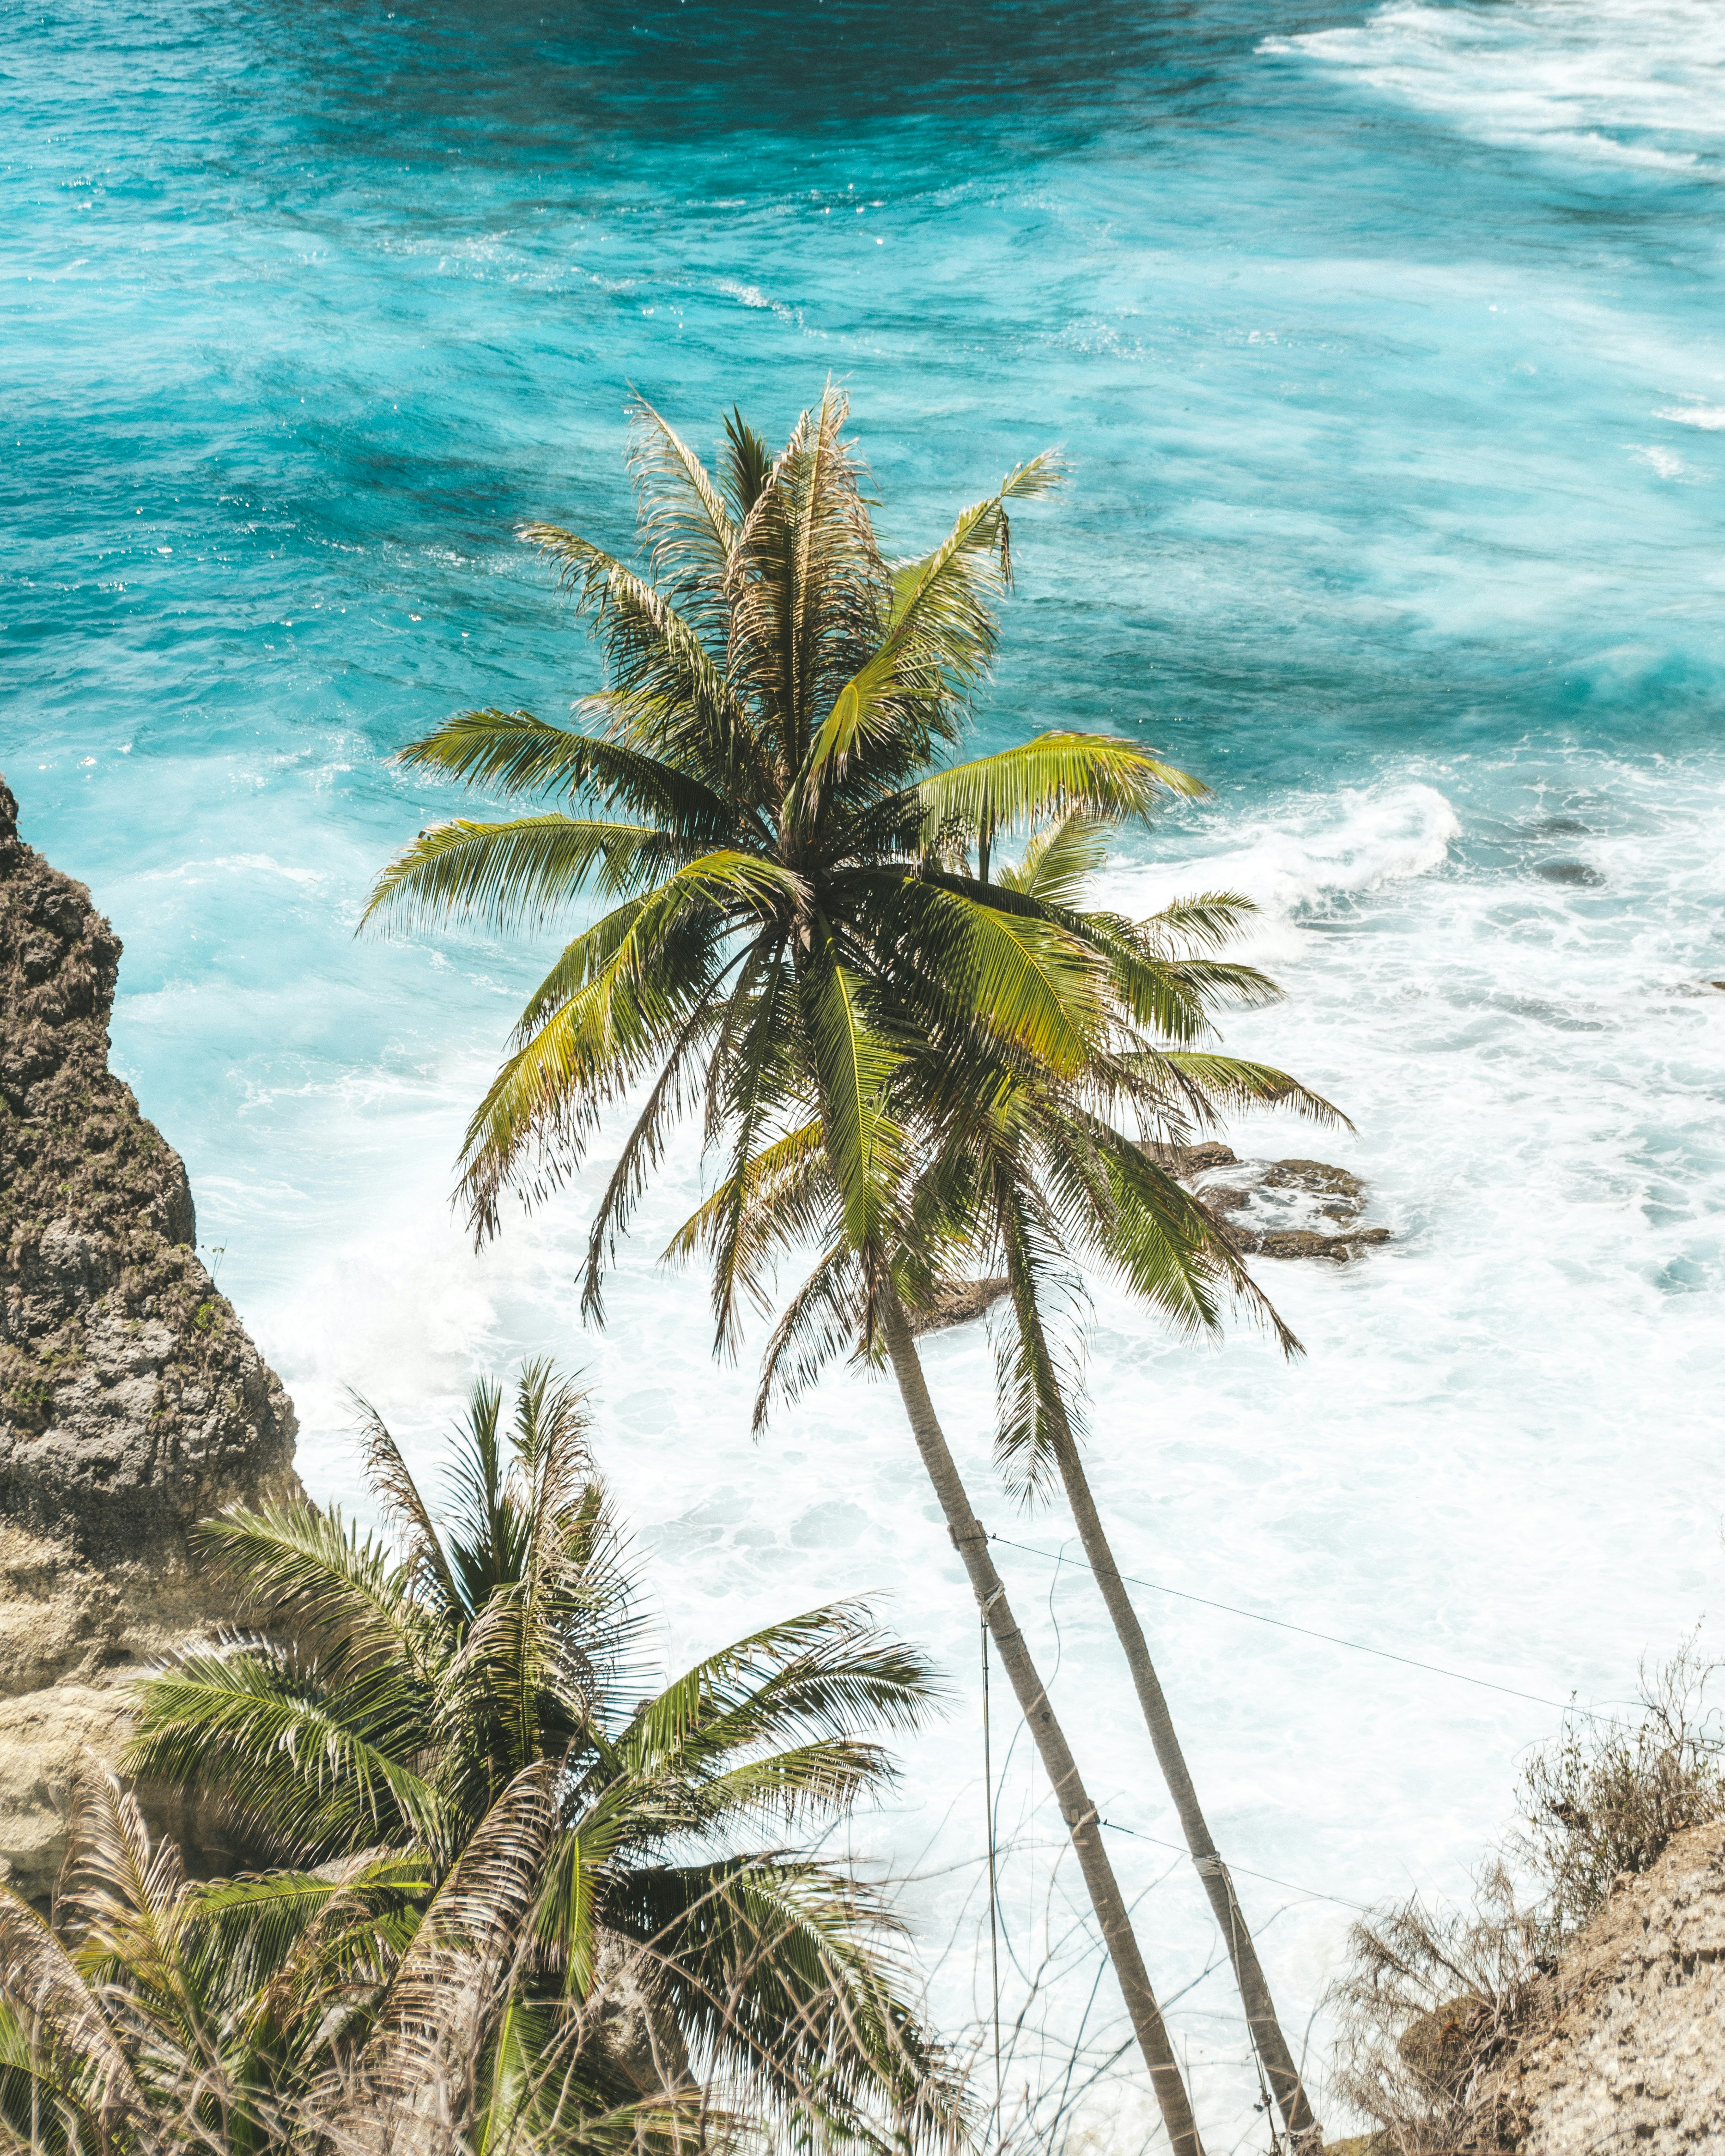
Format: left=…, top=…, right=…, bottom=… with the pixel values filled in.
left=879, top=1293, right=1205, bottom=2156
left=1047, top=1401, right=1322, bottom=2153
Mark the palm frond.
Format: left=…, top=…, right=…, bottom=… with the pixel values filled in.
left=613, top=1858, right=969, bottom=2155
left=915, top=731, right=1204, bottom=848
left=998, top=808, right=1111, bottom=905
left=123, top=1648, right=440, bottom=1861
left=0, top=1883, right=146, bottom=2137
left=385, top=709, right=736, bottom=830
left=799, top=921, right=904, bottom=1254
left=750, top=1242, right=863, bottom=1434
left=364, top=815, right=681, bottom=936
left=322, top=1763, right=559, bottom=2150
left=187, top=1501, right=419, bottom=1673
left=354, top=1394, right=462, bottom=1615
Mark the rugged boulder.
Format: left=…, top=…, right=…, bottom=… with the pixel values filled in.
left=1154, top=1141, right=1392, bottom=1263
left=1502, top=1820, right=1725, bottom=2154
left=909, top=1277, right=1012, bottom=1336
left=0, top=775, right=300, bottom=1901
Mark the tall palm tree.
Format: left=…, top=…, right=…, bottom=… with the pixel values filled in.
left=698, top=813, right=1337, bottom=2151
left=908, top=814, right=1335, bottom=2151
left=361, top=389, right=1284, bottom=2154
left=116, top=1363, right=963, bottom=2155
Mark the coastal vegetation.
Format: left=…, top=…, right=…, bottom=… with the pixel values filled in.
left=1330, top=1643, right=1725, bottom=2154
left=0, top=1365, right=963, bottom=2155
left=362, top=389, right=1339, bottom=2152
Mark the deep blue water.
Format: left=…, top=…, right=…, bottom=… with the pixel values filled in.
left=6, top=0, right=1725, bottom=2140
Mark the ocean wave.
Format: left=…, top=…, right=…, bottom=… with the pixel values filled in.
left=1263, top=0, right=1725, bottom=178
left=1098, top=781, right=1462, bottom=934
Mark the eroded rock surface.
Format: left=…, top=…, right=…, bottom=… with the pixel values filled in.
left=913, top=1144, right=1390, bottom=1339
left=1505, top=1820, right=1725, bottom=2154
left=0, top=775, right=300, bottom=1900
left=910, top=1277, right=1012, bottom=1336
left=1155, top=1141, right=1392, bottom=1263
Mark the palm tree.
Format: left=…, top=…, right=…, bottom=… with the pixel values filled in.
left=114, top=1363, right=964, bottom=2155
left=905, top=814, right=1336, bottom=2151
left=361, top=389, right=1284, bottom=2154
left=695, top=812, right=1337, bottom=2151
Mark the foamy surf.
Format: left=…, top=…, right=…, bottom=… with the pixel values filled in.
left=210, top=745, right=1725, bottom=2144
left=1263, top=0, right=1725, bottom=177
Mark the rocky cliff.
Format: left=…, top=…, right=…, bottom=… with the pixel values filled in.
left=0, top=775, right=300, bottom=1901
left=1504, top=1819, right=1725, bottom=2154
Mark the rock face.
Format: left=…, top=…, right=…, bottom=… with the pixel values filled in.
left=909, top=1277, right=1012, bottom=1336
left=0, top=775, right=300, bottom=1902
left=1503, top=1821, right=1725, bottom=2155
left=1154, top=1140, right=1392, bottom=1263
left=911, top=1145, right=1390, bottom=1339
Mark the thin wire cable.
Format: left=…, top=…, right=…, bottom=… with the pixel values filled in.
left=981, top=1605, right=1004, bottom=2147
left=1098, top=1818, right=1374, bottom=1914
left=987, top=1532, right=1637, bottom=1724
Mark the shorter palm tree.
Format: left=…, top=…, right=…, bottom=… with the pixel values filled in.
left=695, top=814, right=1341, bottom=2151
left=94, top=1364, right=965, bottom=2156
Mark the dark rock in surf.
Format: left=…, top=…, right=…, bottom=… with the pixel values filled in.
left=1154, top=1143, right=1391, bottom=1265
left=910, top=1277, right=1011, bottom=1336
left=913, top=1139, right=1392, bottom=1344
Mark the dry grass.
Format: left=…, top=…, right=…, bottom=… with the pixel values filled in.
left=1513, top=1635, right=1724, bottom=1935
left=1324, top=1640, right=1725, bottom=2156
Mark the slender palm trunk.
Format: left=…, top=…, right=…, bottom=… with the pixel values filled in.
left=1046, top=1395, right=1321, bottom=2153
left=879, top=1293, right=1205, bottom=2156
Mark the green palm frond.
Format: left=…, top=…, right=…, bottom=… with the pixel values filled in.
left=354, top=1393, right=463, bottom=1617
left=750, top=1241, right=863, bottom=1433
left=123, top=1648, right=439, bottom=1861
left=689, top=964, right=809, bottom=1351
left=914, top=731, right=1204, bottom=849
left=1153, top=1051, right=1351, bottom=1132
left=990, top=1177, right=1090, bottom=1504
left=1137, top=887, right=1264, bottom=951
left=454, top=892, right=739, bottom=1241
left=893, top=879, right=1104, bottom=1075
left=662, top=1116, right=832, bottom=1348
left=523, top=503, right=769, bottom=806
left=613, top=1857, right=968, bottom=2155
left=623, top=1605, right=936, bottom=1792
left=188, top=1501, right=420, bottom=1673
left=999, top=808, right=1112, bottom=905
left=388, top=709, right=736, bottom=832
left=800, top=922, right=904, bottom=1252
left=626, top=395, right=736, bottom=607
left=364, top=815, right=680, bottom=935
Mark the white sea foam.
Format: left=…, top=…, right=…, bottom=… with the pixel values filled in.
left=184, top=752, right=1725, bottom=2145
left=1264, top=0, right=1725, bottom=178
left=1659, top=401, right=1725, bottom=430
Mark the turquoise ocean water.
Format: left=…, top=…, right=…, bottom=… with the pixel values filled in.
left=7, top=0, right=1725, bottom=2139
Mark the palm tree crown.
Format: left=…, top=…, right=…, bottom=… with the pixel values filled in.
left=363, top=388, right=1209, bottom=1320
left=360, top=389, right=1342, bottom=2155
left=106, top=1364, right=963, bottom=2155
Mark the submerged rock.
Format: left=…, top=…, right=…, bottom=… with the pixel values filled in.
left=910, top=1277, right=1011, bottom=1336
left=1154, top=1142, right=1391, bottom=1264
left=0, top=775, right=300, bottom=1901
left=911, top=1142, right=1391, bottom=1344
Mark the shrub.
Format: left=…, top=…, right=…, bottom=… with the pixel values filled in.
left=1328, top=1861, right=1545, bottom=2156
left=1514, top=1635, right=1724, bottom=1932
left=1327, top=1639, right=1725, bottom=2154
